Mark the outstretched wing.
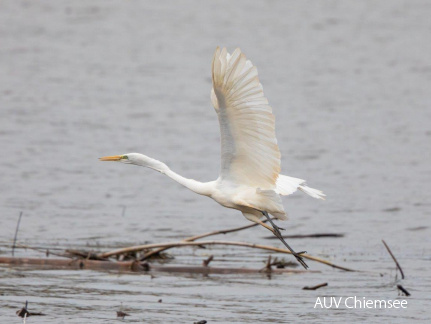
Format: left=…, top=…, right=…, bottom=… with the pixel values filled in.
left=211, top=47, right=281, bottom=189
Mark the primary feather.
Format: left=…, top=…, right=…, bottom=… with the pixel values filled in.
left=211, top=47, right=281, bottom=189
left=211, top=47, right=324, bottom=208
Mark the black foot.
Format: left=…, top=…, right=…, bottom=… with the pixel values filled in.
left=262, top=212, right=309, bottom=270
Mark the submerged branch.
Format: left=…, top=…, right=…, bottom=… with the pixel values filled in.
left=265, top=233, right=344, bottom=239
left=5, top=220, right=357, bottom=273
left=0, top=257, right=314, bottom=275
left=141, top=220, right=271, bottom=261
left=14, top=244, right=71, bottom=258
left=397, top=284, right=411, bottom=296
left=98, top=240, right=357, bottom=272
left=302, top=282, right=328, bottom=290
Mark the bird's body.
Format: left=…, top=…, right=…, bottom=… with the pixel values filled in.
left=100, top=47, right=325, bottom=268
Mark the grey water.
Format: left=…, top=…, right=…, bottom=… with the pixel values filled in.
left=1, top=0, right=430, bottom=322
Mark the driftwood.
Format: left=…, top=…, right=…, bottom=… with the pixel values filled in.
left=302, top=282, right=328, bottom=290
left=84, top=219, right=357, bottom=271
left=14, top=243, right=71, bottom=259
left=141, top=220, right=270, bottom=260
left=6, top=220, right=357, bottom=273
left=97, top=240, right=356, bottom=272
left=116, top=311, right=130, bottom=319
left=0, top=257, right=316, bottom=275
left=265, top=233, right=344, bottom=239
left=9, top=220, right=267, bottom=262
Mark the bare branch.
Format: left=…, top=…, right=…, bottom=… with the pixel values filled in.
left=0, top=257, right=313, bottom=275
left=141, top=220, right=270, bottom=261
left=99, top=240, right=357, bottom=272
left=382, top=240, right=405, bottom=279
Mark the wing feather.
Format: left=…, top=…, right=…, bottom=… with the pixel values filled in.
left=211, top=47, right=281, bottom=188
left=276, top=174, right=326, bottom=200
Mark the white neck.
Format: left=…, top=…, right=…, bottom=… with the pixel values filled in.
left=130, top=153, right=214, bottom=197
left=163, top=169, right=214, bottom=196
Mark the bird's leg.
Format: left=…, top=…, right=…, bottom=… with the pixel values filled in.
left=261, top=211, right=308, bottom=269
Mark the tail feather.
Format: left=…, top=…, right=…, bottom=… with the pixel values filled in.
left=298, top=185, right=326, bottom=200
left=276, top=174, right=325, bottom=200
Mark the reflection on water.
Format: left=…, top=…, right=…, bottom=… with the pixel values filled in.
left=1, top=0, right=430, bottom=322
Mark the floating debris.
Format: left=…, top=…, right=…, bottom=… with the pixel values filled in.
left=16, top=301, right=45, bottom=318
left=382, top=207, right=401, bottom=212
left=116, top=310, right=130, bottom=319
left=397, top=284, right=411, bottom=296
left=303, top=282, right=328, bottom=290
left=202, top=255, right=214, bottom=267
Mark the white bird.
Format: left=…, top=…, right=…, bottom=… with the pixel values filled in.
left=100, top=47, right=325, bottom=269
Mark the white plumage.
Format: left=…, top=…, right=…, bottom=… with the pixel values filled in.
left=212, top=47, right=280, bottom=189
left=100, top=47, right=325, bottom=268
left=276, top=175, right=326, bottom=200
left=210, top=47, right=324, bottom=222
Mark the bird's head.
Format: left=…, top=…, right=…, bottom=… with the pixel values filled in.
left=99, top=153, right=168, bottom=173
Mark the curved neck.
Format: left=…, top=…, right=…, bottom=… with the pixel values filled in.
left=163, top=169, right=213, bottom=197
left=131, top=154, right=213, bottom=197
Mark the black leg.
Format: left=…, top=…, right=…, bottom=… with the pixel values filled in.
left=262, top=211, right=309, bottom=269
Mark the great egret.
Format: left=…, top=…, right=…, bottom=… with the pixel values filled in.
left=100, top=47, right=325, bottom=269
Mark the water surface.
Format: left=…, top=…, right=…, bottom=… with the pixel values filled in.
left=1, top=0, right=430, bottom=322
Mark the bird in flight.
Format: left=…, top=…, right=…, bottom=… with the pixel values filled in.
left=100, top=47, right=325, bottom=269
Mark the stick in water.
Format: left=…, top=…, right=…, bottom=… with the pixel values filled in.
left=303, top=282, right=328, bottom=290
left=12, top=212, right=23, bottom=257
left=382, top=240, right=405, bottom=279
left=397, top=284, right=411, bottom=296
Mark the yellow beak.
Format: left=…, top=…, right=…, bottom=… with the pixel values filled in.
left=99, top=155, right=122, bottom=161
